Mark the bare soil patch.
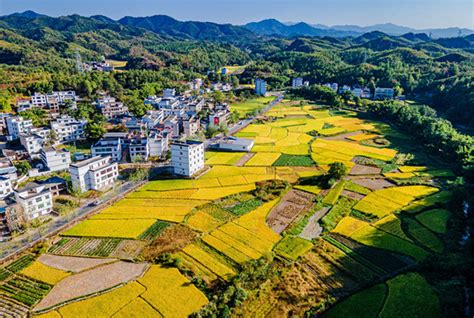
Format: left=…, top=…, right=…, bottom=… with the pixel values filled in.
left=349, top=164, right=381, bottom=175
left=141, top=224, right=197, bottom=261
left=267, top=190, right=315, bottom=234
left=351, top=178, right=395, bottom=190
left=38, top=254, right=116, bottom=273
left=299, top=207, right=330, bottom=240
left=235, top=152, right=255, bottom=167
left=111, top=240, right=146, bottom=260
left=35, top=261, right=148, bottom=311
left=340, top=190, right=365, bottom=201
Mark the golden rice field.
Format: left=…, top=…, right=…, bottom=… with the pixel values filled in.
left=181, top=244, right=236, bottom=280
left=63, top=219, right=157, bottom=239
left=21, top=261, right=70, bottom=285
left=138, top=266, right=208, bottom=317
left=353, top=186, right=438, bottom=217
left=332, top=216, right=369, bottom=237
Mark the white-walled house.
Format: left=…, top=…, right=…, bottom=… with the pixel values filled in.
left=255, top=79, right=267, bottom=96
left=19, top=134, right=44, bottom=156
left=14, top=183, right=53, bottom=221
left=6, top=116, right=33, bottom=140
left=0, top=176, right=13, bottom=200
left=70, top=156, right=119, bottom=192
left=91, top=138, right=123, bottom=162
left=148, top=132, right=169, bottom=158
left=40, top=148, right=71, bottom=172
left=171, top=141, right=205, bottom=177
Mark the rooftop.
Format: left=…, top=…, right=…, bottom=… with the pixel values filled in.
left=70, top=156, right=110, bottom=168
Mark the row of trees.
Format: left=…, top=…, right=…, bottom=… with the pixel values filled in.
left=367, top=101, right=474, bottom=177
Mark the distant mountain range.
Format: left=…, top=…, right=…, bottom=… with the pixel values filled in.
left=1, top=11, right=473, bottom=43
left=245, top=19, right=474, bottom=39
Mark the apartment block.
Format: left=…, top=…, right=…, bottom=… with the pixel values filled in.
left=14, top=183, right=53, bottom=221
left=171, top=141, right=205, bottom=177
left=70, top=156, right=119, bottom=192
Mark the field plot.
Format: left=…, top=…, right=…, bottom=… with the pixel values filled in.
left=62, top=219, right=156, bottom=239
left=353, top=185, right=438, bottom=218
left=404, top=218, right=444, bottom=253
left=187, top=210, right=225, bottom=233
left=324, top=283, right=387, bottom=318
left=37, top=254, right=115, bottom=273
left=35, top=261, right=148, bottom=311
left=273, top=154, right=314, bottom=166
left=205, top=151, right=246, bottom=165
left=0, top=275, right=51, bottom=307
left=380, top=273, right=441, bottom=318
left=231, top=97, right=275, bottom=118
left=138, top=266, right=208, bottom=317
left=332, top=216, right=369, bottom=237
left=48, top=237, right=125, bottom=258
left=274, top=236, right=313, bottom=261
left=54, top=282, right=146, bottom=318
left=181, top=244, right=236, bottom=280
left=322, top=180, right=346, bottom=205
left=267, top=189, right=315, bottom=234
left=372, top=214, right=413, bottom=242
left=245, top=152, right=281, bottom=166
left=20, top=261, right=70, bottom=285
left=415, top=209, right=450, bottom=233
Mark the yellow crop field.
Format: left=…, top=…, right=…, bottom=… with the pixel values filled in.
left=319, top=127, right=347, bottom=136
left=243, top=173, right=276, bottom=184
left=205, top=152, right=246, bottom=165
left=58, top=282, right=145, bottom=318
left=312, top=139, right=397, bottom=161
left=332, top=217, right=369, bottom=237
left=238, top=124, right=271, bottom=137
left=201, top=165, right=267, bottom=179
left=95, top=206, right=191, bottom=223
left=294, top=185, right=322, bottom=194
left=384, top=172, right=416, bottom=179
left=399, top=166, right=428, bottom=173
left=233, top=200, right=280, bottom=243
left=187, top=211, right=223, bottom=232
left=113, top=297, right=161, bottom=318
left=193, top=178, right=222, bottom=188
left=353, top=186, right=439, bottom=217
left=252, top=144, right=309, bottom=155
left=182, top=244, right=236, bottom=280
left=190, top=184, right=256, bottom=200
left=209, top=230, right=262, bottom=259
left=217, top=223, right=275, bottom=254
left=139, top=266, right=208, bottom=317
left=218, top=175, right=249, bottom=186
left=115, top=198, right=208, bottom=208
left=63, top=219, right=156, bottom=239
left=35, top=311, right=62, bottom=318
left=347, top=133, right=380, bottom=141
left=139, top=179, right=195, bottom=191
left=137, top=189, right=197, bottom=199
left=202, top=235, right=252, bottom=263
left=21, top=261, right=70, bottom=285
left=245, top=152, right=281, bottom=166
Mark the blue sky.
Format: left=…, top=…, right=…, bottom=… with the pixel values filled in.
left=1, top=0, right=473, bottom=29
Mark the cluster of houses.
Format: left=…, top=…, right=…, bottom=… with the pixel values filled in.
left=0, top=85, right=244, bottom=240
left=323, top=83, right=396, bottom=100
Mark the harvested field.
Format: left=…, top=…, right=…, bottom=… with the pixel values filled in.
left=111, top=240, right=146, bottom=260
left=340, top=190, right=365, bottom=201
left=35, top=261, right=148, bottom=311
left=140, top=224, right=197, bottom=261
left=267, top=189, right=315, bottom=234
left=38, top=254, right=115, bottom=273
left=349, top=164, right=381, bottom=175
left=351, top=178, right=395, bottom=190
left=299, top=207, right=330, bottom=240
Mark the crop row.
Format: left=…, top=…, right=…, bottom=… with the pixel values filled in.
left=48, top=237, right=123, bottom=257
left=5, top=255, right=35, bottom=273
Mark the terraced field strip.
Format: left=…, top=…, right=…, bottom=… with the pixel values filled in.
left=181, top=244, right=236, bottom=280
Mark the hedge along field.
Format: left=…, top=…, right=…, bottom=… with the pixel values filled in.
left=353, top=185, right=439, bottom=218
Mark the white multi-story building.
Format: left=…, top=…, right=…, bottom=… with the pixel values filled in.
left=163, top=116, right=180, bottom=137
left=374, top=88, right=395, bottom=100
left=292, top=77, right=304, bottom=88
left=5, top=116, right=33, bottom=140
left=0, top=176, right=13, bottom=199
left=96, top=97, right=128, bottom=120
left=148, top=132, right=169, bottom=158
left=14, top=183, right=53, bottom=221
left=51, top=115, right=87, bottom=143
left=142, top=110, right=165, bottom=130
left=183, top=116, right=200, bottom=137
left=190, top=78, right=203, bottom=91
left=19, top=134, right=44, bottom=156
left=171, top=141, right=205, bottom=177
left=163, top=89, right=176, bottom=99
left=70, top=156, right=119, bottom=192
left=40, top=148, right=71, bottom=172
left=255, top=79, right=267, bottom=96
left=208, top=111, right=229, bottom=127
left=212, top=137, right=254, bottom=152
left=129, top=138, right=149, bottom=161
left=91, top=138, right=123, bottom=162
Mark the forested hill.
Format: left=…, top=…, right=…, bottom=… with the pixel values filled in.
left=0, top=12, right=473, bottom=127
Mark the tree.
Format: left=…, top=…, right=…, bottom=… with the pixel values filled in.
left=85, top=114, right=106, bottom=141
left=15, top=161, right=32, bottom=176
left=214, top=91, right=224, bottom=104
left=327, top=162, right=348, bottom=181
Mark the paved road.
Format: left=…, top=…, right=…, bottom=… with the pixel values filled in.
left=0, top=181, right=143, bottom=261
left=205, top=92, right=284, bottom=149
